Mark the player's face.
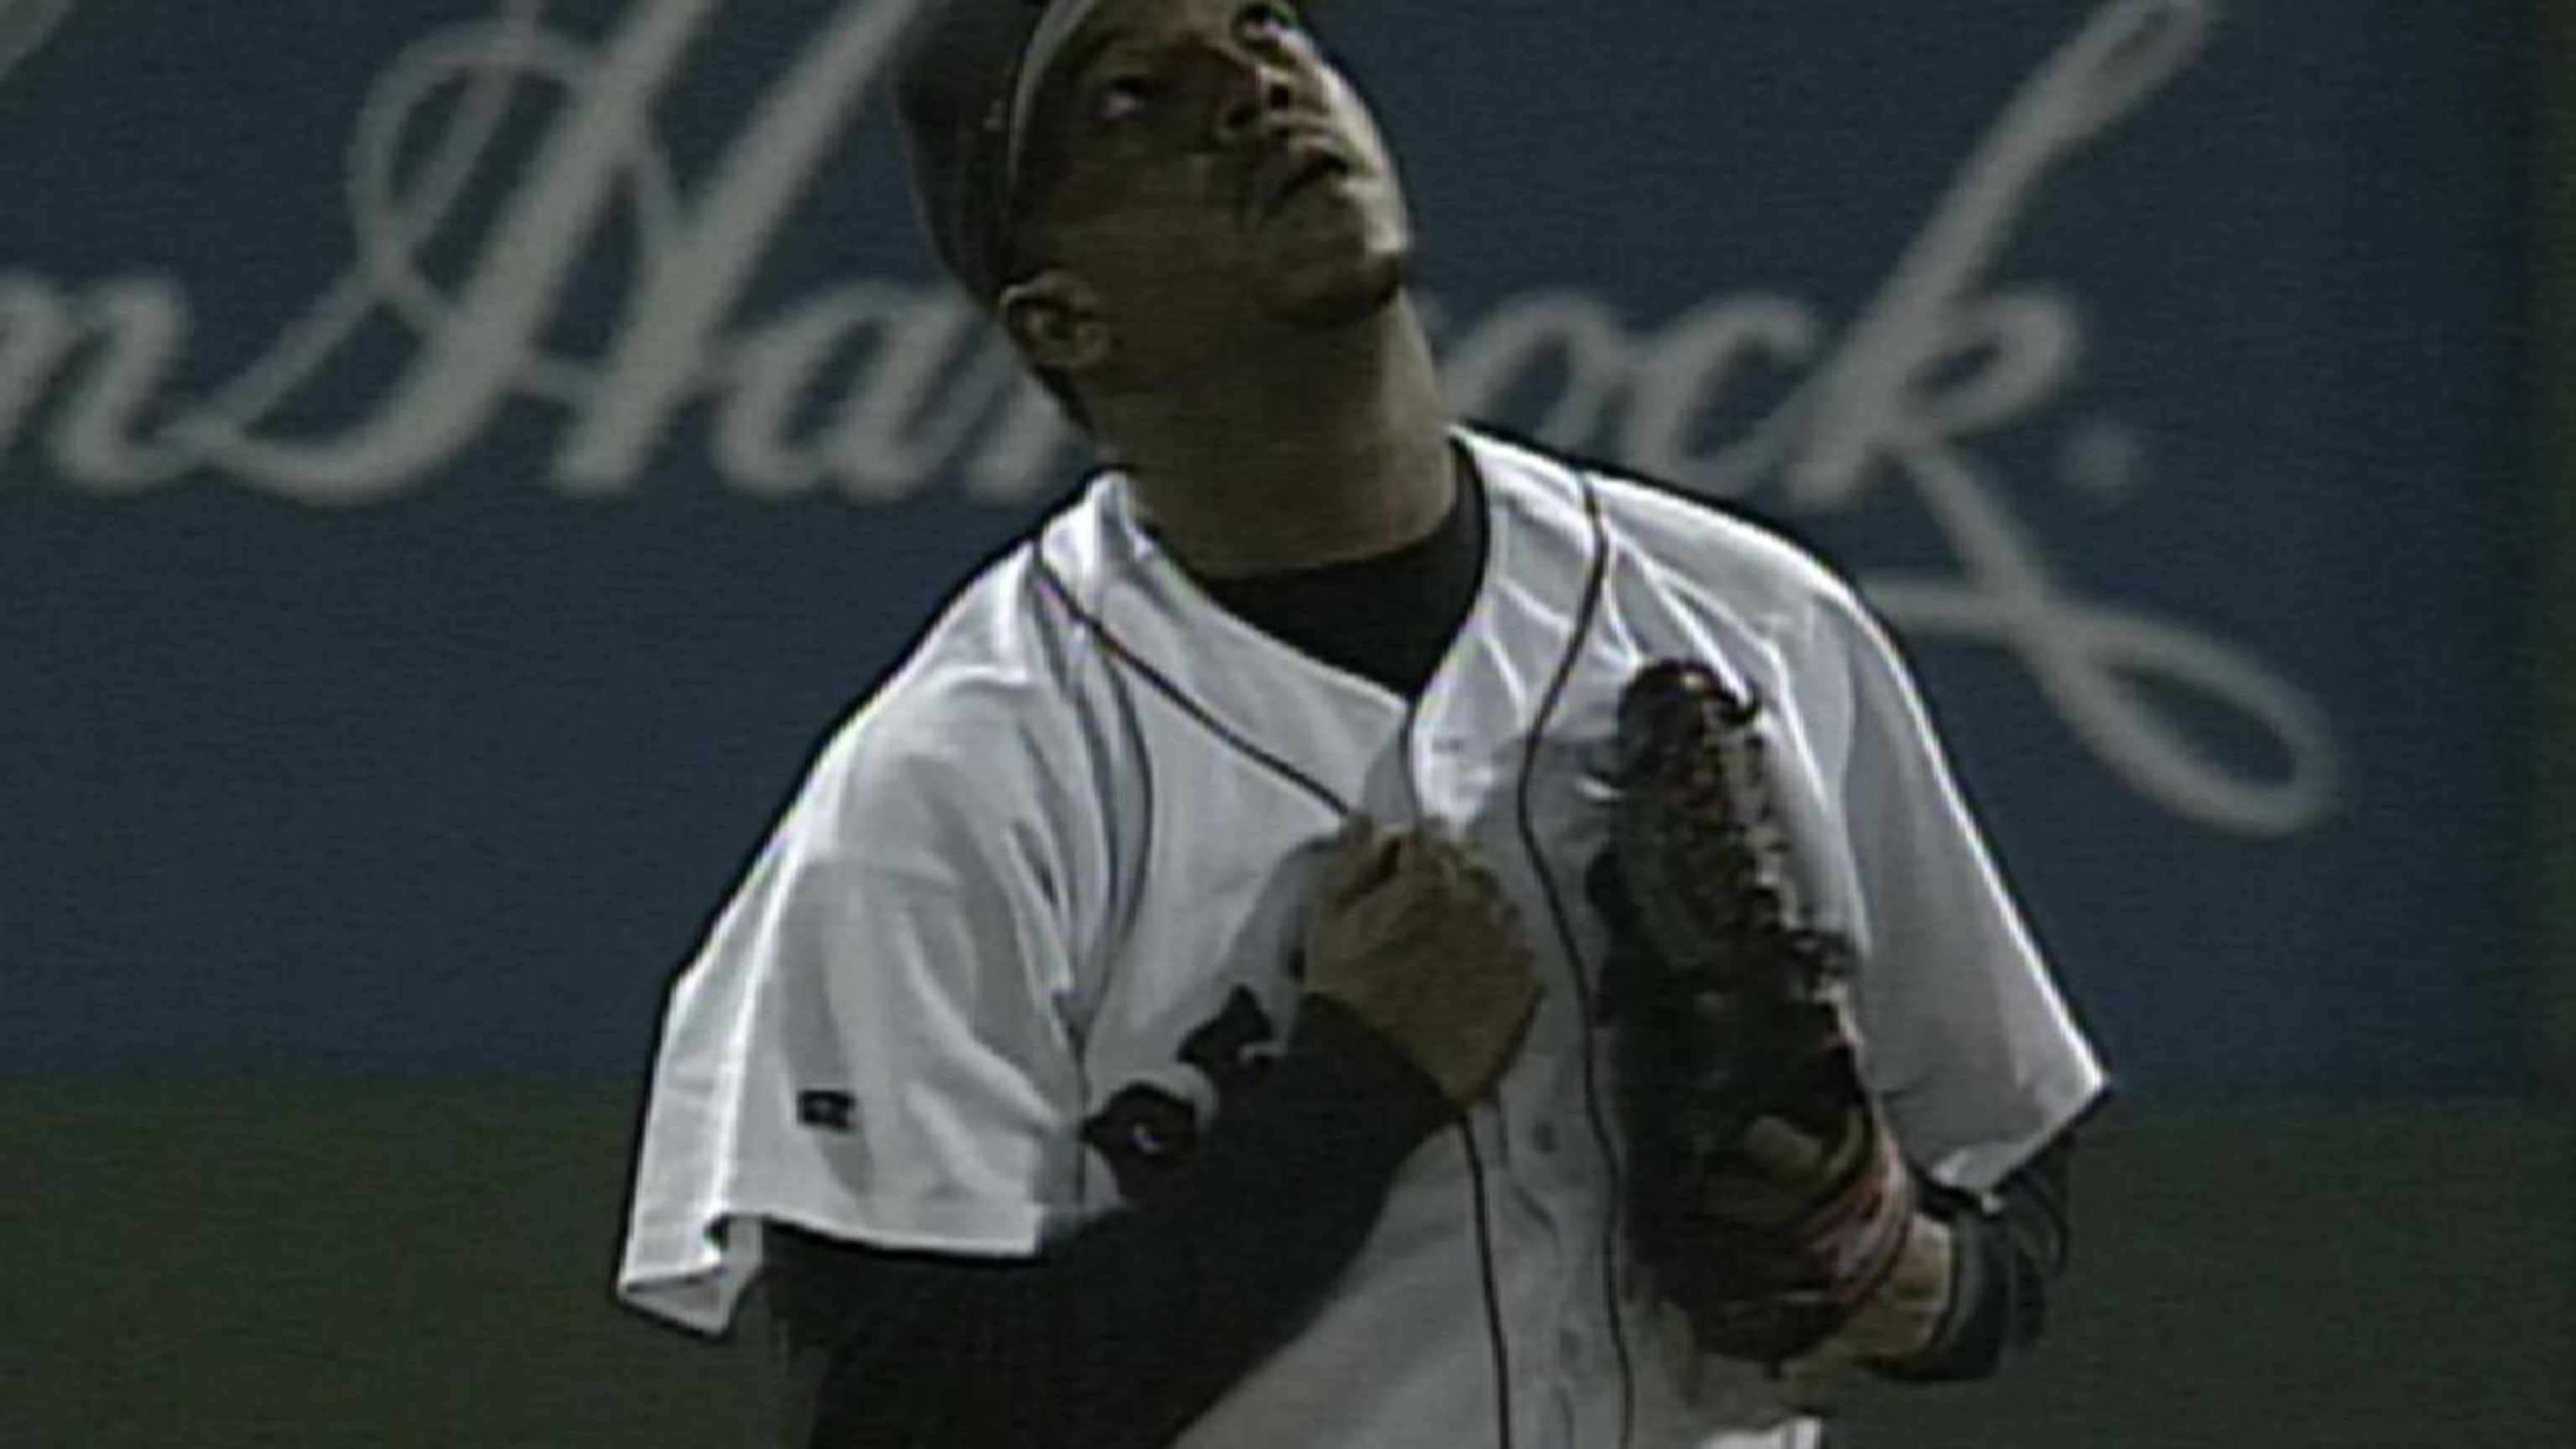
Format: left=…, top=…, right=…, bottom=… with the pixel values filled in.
left=1015, top=0, right=1413, bottom=352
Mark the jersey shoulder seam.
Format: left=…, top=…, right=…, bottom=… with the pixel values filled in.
left=1463, top=420, right=1860, bottom=606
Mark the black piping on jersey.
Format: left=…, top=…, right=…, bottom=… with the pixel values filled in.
left=1031, top=543, right=1521, bottom=1446
left=1393, top=688, right=1521, bottom=1449
left=1456, top=1110, right=1517, bottom=1449
left=1033, top=532, right=1524, bottom=1449
left=1031, top=557, right=1353, bottom=821
left=1507, top=468, right=1639, bottom=1449
left=1024, top=464, right=1630, bottom=1449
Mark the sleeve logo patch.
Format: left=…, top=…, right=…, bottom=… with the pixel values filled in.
left=796, top=1089, right=859, bottom=1134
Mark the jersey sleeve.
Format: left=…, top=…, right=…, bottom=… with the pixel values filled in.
left=1815, top=582, right=2109, bottom=1194
left=616, top=701, right=1090, bottom=1336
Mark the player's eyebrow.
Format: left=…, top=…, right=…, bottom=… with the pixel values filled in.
left=1057, top=22, right=1145, bottom=96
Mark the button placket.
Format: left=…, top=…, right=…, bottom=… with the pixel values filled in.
left=1544, top=1384, right=1578, bottom=1449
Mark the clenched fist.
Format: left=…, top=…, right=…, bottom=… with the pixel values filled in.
left=1302, top=815, right=1543, bottom=1109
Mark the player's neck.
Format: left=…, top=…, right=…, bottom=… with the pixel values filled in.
left=1102, top=300, right=1457, bottom=580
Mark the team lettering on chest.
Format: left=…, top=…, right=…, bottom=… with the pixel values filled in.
left=1082, top=984, right=1286, bottom=1202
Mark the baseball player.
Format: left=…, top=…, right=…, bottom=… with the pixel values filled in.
left=617, top=3, right=2106, bottom=1447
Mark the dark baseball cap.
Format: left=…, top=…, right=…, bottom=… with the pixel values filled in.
left=890, top=0, right=1329, bottom=307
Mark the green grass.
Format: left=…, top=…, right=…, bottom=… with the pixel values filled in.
left=1, top=1085, right=2564, bottom=1448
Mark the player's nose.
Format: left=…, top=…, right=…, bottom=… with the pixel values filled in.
left=1210, top=50, right=1301, bottom=148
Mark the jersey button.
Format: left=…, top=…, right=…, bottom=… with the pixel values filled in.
left=1528, top=1121, right=1561, bottom=1156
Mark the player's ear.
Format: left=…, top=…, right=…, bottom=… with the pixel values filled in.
left=999, top=271, right=1112, bottom=377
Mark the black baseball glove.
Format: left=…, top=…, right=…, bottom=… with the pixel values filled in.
left=1592, top=660, right=1917, bottom=1368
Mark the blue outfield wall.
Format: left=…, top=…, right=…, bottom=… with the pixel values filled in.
left=2540, top=0, right=2576, bottom=1103
left=0, top=1, right=2539, bottom=1098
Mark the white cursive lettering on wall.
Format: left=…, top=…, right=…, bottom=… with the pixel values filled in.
left=0, top=0, right=2339, bottom=834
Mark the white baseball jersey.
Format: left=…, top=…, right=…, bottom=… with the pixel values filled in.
left=618, top=425, right=2106, bottom=1449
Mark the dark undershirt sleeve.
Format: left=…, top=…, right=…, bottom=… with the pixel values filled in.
left=1868, top=1129, right=2080, bottom=1383
left=763, top=997, right=1453, bottom=1449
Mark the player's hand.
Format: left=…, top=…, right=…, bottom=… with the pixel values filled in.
left=1768, top=1210, right=1955, bottom=1415
left=1302, top=814, right=1543, bottom=1109
left=1830, top=1209, right=1955, bottom=1362
left=1782, top=1208, right=1955, bottom=1382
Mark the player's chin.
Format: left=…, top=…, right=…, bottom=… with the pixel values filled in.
left=1249, top=220, right=1412, bottom=330
left=1237, top=174, right=1408, bottom=319
left=1256, top=254, right=1405, bottom=329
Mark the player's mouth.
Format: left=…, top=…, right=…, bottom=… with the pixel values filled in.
left=1249, top=135, right=1353, bottom=222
